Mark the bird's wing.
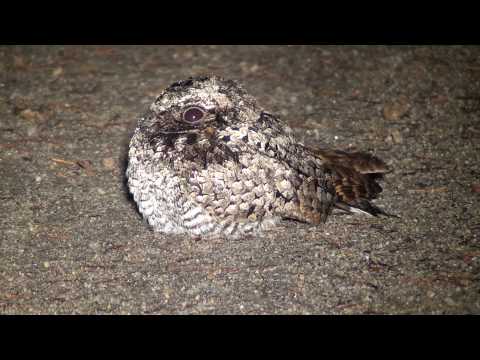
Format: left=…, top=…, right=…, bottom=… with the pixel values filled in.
left=313, top=148, right=392, bottom=216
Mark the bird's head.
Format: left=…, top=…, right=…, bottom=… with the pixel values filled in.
left=138, top=76, right=261, bottom=147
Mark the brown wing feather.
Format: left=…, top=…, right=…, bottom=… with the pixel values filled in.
left=314, top=148, right=389, bottom=175
left=314, top=149, right=390, bottom=216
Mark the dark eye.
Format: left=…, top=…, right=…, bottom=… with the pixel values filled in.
left=183, top=107, right=205, bottom=124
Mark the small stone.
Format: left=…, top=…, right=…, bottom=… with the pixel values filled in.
left=427, top=290, right=435, bottom=298
left=164, top=290, right=171, bottom=300
left=240, top=61, right=260, bottom=74
left=35, top=176, right=42, bottom=183
left=383, top=96, right=410, bottom=121
left=431, top=94, right=448, bottom=105
left=52, top=67, right=64, bottom=78
left=445, top=297, right=456, bottom=306
left=250, top=64, right=260, bottom=73
left=13, top=56, right=27, bottom=69
left=19, top=109, right=44, bottom=122
left=26, top=124, right=39, bottom=137
left=43, top=261, right=50, bottom=268
left=183, top=50, right=194, bottom=59
left=89, top=241, right=100, bottom=250
left=385, top=129, right=403, bottom=144
left=391, top=129, right=403, bottom=144
left=77, top=160, right=95, bottom=175
left=102, top=157, right=115, bottom=170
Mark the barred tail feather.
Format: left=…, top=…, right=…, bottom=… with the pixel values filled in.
left=315, top=148, right=396, bottom=217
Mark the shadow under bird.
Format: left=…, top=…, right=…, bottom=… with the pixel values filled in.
left=127, top=76, right=391, bottom=237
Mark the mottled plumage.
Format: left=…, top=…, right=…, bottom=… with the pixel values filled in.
left=126, top=76, right=389, bottom=237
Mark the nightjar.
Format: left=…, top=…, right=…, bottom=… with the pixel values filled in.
left=127, top=76, right=390, bottom=237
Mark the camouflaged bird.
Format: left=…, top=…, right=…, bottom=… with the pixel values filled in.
left=126, top=76, right=390, bottom=237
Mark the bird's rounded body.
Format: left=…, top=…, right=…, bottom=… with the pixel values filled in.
left=127, top=76, right=389, bottom=237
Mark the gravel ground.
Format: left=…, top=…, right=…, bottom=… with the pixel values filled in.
left=1, top=45, right=479, bottom=314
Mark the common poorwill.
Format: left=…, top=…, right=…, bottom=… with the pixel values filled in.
left=127, top=76, right=390, bottom=237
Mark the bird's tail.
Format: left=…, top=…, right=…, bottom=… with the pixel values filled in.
left=314, top=148, right=394, bottom=217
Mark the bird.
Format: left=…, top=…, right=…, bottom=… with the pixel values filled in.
left=126, top=76, right=391, bottom=237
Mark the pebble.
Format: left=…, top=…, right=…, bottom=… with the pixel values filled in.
left=102, top=157, right=116, bottom=170
left=383, top=96, right=410, bottom=121
left=52, top=67, right=64, bottom=78
left=20, top=109, right=44, bottom=122
left=89, top=241, right=100, bottom=250
left=386, top=129, right=404, bottom=145
left=240, top=62, right=260, bottom=74
left=13, top=56, right=27, bottom=69
left=77, top=160, right=95, bottom=175
left=26, top=124, right=39, bottom=137
left=391, top=129, right=403, bottom=144
left=444, top=297, right=456, bottom=306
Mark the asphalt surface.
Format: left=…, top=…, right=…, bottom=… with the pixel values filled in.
left=1, top=45, right=479, bottom=314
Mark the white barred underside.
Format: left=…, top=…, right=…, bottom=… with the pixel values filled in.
left=126, top=130, right=272, bottom=237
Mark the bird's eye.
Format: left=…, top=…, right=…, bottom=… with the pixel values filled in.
left=183, top=107, right=205, bottom=124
